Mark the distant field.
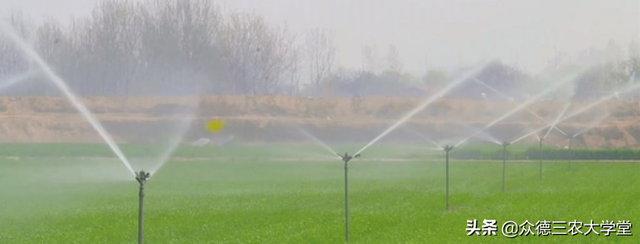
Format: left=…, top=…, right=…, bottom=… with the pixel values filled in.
left=0, top=96, right=639, bottom=149
left=0, top=143, right=637, bottom=243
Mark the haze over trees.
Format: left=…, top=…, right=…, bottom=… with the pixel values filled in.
left=0, top=0, right=637, bottom=99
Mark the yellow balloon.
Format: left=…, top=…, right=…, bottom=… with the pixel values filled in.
left=206, top=119, right=225, bottom=132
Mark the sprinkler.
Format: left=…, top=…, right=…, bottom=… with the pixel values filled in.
left=135, top=170, right=151, bottom=244
left=442, top=145, right=454, bottom=210
left=337, top=152, right=360, bottom=243
left=568, top=136, right=573, bottom=170
left=501, top=141, right=510, bottom=192
left=563, top=114, right=607, bottom=171
left=538, top=137, right=543, bottom=181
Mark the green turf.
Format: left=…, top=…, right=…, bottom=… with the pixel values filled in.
left=0, top=145, right=637, bottom=243
left=0, top=142, right=432, bottom=159
left=3, top=142, right=636, bottom=161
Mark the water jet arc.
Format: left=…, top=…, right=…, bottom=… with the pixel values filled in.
left=0, top=21, right=136, bottom=176
left=455, top=70, right=584, bottom=147
left=294, top=124, right=340, bottom=158
left=473, top=78, right=567, bottom=136
left=565, top=113, right=608, bottom=170
left=355, top=61, right=491, bottom=155
left=0, top=69, right=40, bottom=91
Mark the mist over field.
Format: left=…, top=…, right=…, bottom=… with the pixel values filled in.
left=0, top=0, right=637, bottom=148
left=0, top=1, right=639, bottom=244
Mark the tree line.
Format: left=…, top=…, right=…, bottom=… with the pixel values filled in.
left=0, top=0, right=638, bottom=98
left=0, top=0, right=311, bottom=96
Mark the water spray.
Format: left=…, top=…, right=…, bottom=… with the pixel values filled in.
left=473, top=77, right=567, bottom=135
left=465, top=127, right=502, bottom=145
left=455, top=70, right=584, bottom=148
left=291, top=124, right=353, bottom=241
left=572, top=114, right=609, bottom=138
left=0, top=21, right=206, bottom=244
left=404, top=127, right=441, bottom=148
left=135, top=170, right=151, bottom=244
left=508, top=124, right=553, bottom=186
left=501, top=141, right=510, bottom=192
left=564, top=114, right=608, bottom=170
left=294, top=124, right=340, bottom=157
left=0, top=69, right=40, bottom=91
left=542, top=103, right=572, bottom=139
left=355, top=61, right=491, bottom=155
left=409, top=128, right=479, bottom=210
left=148, top=117, right=195, bottom=175
left=442, top=145, right=454, bottom=210
left=509, top=82, right=635, bottom=148
left=0, top=21, right=135, bottom=175
left=561, top=80, right=640, bottom=122
left=511, top=104, right=572, bottom=180
left=337, top=152, right=360, bottom=243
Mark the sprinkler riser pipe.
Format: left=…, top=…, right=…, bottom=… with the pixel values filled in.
left=337, top=153, right=358, bottom=243
left=568, top=137, right=573, bottom=170
left=502, top=143, right=508, bottom=193
left=135, top=170, right=150, bottom=244
left=445, top=149, right=450, bottom=211
left=344, top=161, right=349, bottom=242
left=138, top=183, right=144, bottom=244
left=539, top=139, right=543, bottom=181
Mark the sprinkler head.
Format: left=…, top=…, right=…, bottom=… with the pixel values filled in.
left=337, top=153, right=358, bottom=163
left=502, top=141, right=510, bottom=147
left=442, top=145, right=454, bottom=152
left=135, top=170, right=150, bottom=185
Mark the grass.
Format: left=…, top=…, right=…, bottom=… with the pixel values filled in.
left=0, top=143, right=638, bottom=243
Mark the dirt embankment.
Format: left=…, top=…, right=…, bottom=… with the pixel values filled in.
left=0, top=96, right=637, bottom=148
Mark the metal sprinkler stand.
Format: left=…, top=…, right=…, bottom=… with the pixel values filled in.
left=568, top=136, right=573, bottom=170
left=337, top=152, right=360, bottom=243
left=501, top=141, right=510, bottom=192
left=442, top=145, right=454, bottom=211
left=135, top=170, right=150, bottom=244
left=539, top=137, right=543, bottom=181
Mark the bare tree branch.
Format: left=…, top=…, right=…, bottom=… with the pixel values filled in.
left=305, top=28, right=335, bottom=90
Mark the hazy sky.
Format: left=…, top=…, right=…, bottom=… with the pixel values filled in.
left=1, top=0, right=639, bottom=76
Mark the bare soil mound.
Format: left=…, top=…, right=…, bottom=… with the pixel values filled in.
left=0, top=96, right=636, bottom=148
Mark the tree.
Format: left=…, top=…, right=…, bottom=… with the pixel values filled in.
left=0, top=12, right=38, bottom=95
left=87, top=0, right=143, bottom=95
left=383, top=44, right=403, bottom=94
left=0, top=12, right=33, bottom=75
left=628, top=41, right=640, bottom=79
left=546, top=50, right=569, bottom=72
left=603, top=40, right=623, bottom=64
left=384, top=44, right=402, bottom=73
left=33, top=18, right=69, bottom=95
left=138, top=0, right=225, bottom=95
left=422, top=69, right=451, bottom=86
left=361, top=44, right=380, bottom=74
left=573, top=65, right=609, bottom=100
left=304, top=28, right=335, bottom=90
left=449, top=61, right=530, bottom=99
left=219, top=12, right=298, bottom=95
left=284, top=46, right=302, bottom=95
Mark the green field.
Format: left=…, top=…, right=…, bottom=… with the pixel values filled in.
left=0, top=143, right=638, bottom=243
